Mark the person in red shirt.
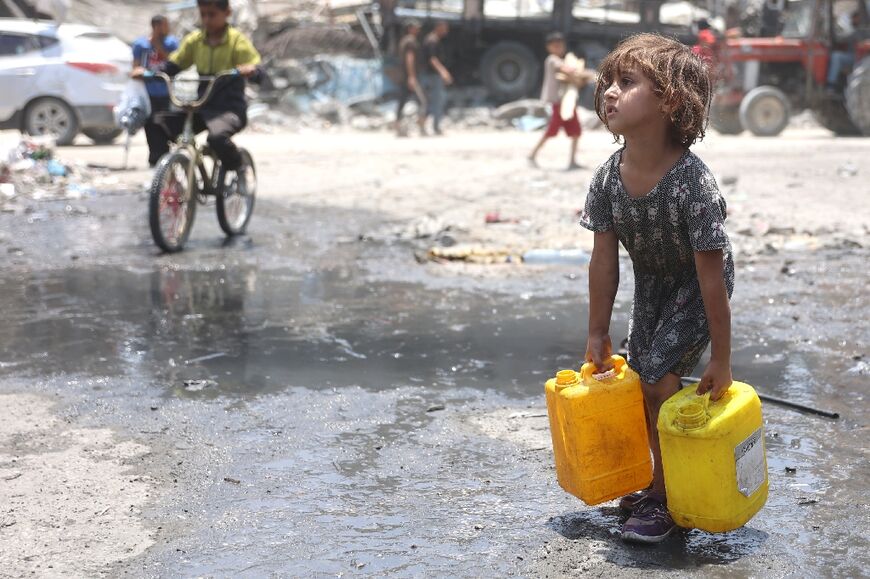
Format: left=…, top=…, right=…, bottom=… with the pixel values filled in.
left=692, top=19, right=718, bottom=69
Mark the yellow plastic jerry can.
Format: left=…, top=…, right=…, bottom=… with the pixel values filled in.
left=658, top=382, right=769, bottom=532
left=545, top=355, right=652, bottom=505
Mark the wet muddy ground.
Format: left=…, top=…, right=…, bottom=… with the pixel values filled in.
left=0, top=131, right=868, bottom=577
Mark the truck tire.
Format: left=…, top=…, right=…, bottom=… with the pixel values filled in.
left=739, top=86, right=790, bottom=137
left=709, top=104, right=744, bottom=135
left=845, top=55, right=870, bottom=136
left=812, top=97, right=861, bottom=136
left=480, top=41, right=539, bottom=101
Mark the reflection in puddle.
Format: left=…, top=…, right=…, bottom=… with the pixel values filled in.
left=0, top=266, right=592, bottom=397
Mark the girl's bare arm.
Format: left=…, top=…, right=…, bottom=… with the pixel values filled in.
left=694, top=249, right=732, bottom=400
left=586, top=230, right=620, bottom=369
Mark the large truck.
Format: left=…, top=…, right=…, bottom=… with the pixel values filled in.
left=376, top=0, right=699, bottom=102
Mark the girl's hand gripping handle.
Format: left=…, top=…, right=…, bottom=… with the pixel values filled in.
left=584, top=334, right=614, bottom=374
left=581, top=354, right=628, bottom=381
left=696, top=358, right=733, bottom=401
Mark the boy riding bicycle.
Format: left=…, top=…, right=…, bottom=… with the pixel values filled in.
left=132, top=0, right=262, bottom=189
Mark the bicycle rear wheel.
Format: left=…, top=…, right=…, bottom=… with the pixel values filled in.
left=149, top=151, right=197, bottom=253
left=216, top=148, right=256, bottom=236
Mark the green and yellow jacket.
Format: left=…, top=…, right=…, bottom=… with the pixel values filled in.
left=164, top=25, right=263, bottom=118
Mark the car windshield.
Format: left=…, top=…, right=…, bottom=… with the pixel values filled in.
left=781, top=0, right=812, bottom=37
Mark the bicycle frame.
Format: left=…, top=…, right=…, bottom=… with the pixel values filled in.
left=147, top=70, right=239, bottom=198
left=145, top=67, right=256, bottom=252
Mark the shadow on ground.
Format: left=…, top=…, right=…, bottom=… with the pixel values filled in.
left=549, top=507, right=768, bottom=570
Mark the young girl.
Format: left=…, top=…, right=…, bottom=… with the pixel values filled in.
left=579, top=34, right=734, bottom=544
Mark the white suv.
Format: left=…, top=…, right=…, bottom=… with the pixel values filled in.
left=0, top=19, right=131, bottom=145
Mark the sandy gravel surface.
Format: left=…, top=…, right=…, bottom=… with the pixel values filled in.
left=0, top=394, right=153, bottom=576
left=0, top=124, right=866, bottom=576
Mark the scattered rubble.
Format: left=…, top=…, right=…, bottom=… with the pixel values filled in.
left=261, top=25, right=374, bottom=61
left=250, top=78, right=605, bottom=135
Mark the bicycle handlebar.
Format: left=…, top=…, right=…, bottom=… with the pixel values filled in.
left=143, top=69, right=240, bottom=109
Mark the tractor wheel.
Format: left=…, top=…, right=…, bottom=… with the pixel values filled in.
left=739, top=86, right=790, bottom=137
left=709, top=103, right=744, bottom=135
left=845, top=55, right=870, bottom=136
left=480, top=42, right=540, bottom=102
left=812, top=96, right=861, bottom=136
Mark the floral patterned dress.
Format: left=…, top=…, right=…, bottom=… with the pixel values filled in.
left=579, top=148, right=735, bottom=384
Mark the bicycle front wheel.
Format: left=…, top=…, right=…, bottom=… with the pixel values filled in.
left=149, top=151, right=197, bottom=253
left=216, top=148, right=256, bottom=236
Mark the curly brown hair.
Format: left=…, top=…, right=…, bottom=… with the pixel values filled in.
left=594, top=33, right=712, bottom=147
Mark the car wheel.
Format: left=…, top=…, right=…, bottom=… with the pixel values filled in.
left=23, top=97, right=79, bottom=146
left=83, top=127, right=123, bottom=145
left=739, top=86, right=790, bottom=137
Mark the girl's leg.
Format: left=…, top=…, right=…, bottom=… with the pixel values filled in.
left=621, top=372, right=681, bottom=544
left=641, top=373, right=681, bottom=498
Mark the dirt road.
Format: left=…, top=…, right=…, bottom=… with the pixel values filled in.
left=0, top=126, right=867, bottom=577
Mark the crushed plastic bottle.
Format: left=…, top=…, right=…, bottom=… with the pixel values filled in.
left=523, top=248, right=590, bottom=265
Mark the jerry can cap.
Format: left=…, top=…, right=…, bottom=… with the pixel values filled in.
left=555, top=369, right=580, bottom=388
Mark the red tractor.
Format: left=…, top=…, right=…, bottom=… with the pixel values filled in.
left=711, top=0, right=870, bottom=136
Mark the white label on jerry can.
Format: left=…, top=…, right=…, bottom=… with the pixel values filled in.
left=734, top=427, right=766, bottom=497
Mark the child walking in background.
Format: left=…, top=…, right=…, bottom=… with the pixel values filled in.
left=529, top=32, right=583, bottom=170
left=579, top=33, right=734, bottom=544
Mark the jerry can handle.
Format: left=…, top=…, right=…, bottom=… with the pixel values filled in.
left=580, top=354, right=627, bottom=381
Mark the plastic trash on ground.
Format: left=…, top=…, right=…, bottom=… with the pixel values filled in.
left=522, top=248, right=590, bottom=265
left=513, top=115, right=549, bottom=132
left=114, top=79, right=151, bottom=136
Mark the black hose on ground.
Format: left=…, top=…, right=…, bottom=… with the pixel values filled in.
left=680, top=377, right=840, bottom=420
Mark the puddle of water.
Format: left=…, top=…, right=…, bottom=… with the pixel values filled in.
left=0, top=266, right=598, bottom=398
left=0, top=264, right=817, bottom=402
left=1, top=263, right=866, bottom=576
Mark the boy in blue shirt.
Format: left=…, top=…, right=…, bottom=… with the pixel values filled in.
left=132, top=15, right=179, bottom=167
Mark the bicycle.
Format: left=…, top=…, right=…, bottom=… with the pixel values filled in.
left=144, top=70, right=257, bottom=253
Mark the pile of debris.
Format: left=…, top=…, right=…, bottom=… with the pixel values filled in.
left=261, top=25, right=374, bottom=61
left=0, top=137, right=121, bottom=214
left=248, top=82, right=604, bottom=134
